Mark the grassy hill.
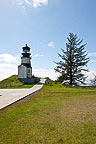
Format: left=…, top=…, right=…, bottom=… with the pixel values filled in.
left=0, top=75, right=21, bottom=84
left=0, top=84, right=96, bottom=144
left=0, top=75, right=34, bottom=88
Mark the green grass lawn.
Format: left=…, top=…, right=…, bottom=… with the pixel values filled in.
left=0, top=84, right=96, bottom=144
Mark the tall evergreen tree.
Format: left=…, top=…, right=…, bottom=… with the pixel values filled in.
left=54, top=33, right=89, bottom=85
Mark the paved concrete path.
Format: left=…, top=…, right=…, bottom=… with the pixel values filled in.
left=0, top=79, right=46, bottom=110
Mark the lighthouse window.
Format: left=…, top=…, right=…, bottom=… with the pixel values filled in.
left=28, top=69, right=30, bottom=73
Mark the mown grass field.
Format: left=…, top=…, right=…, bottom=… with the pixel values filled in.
left=0, top=84, right=96, bottom=144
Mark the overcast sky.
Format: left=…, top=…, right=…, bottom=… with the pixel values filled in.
left=0, top=0, right=96, bottom=81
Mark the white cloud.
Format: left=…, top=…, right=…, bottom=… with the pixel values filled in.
left=16, top=0, right=48, bottom=8
left=34, top=54, right=39, bottom=57
left=88, top=53, right=96, bottom=57
left=33, top=54, right=44, bottom=58
left=89, top=60, right=96, bottom=63
left=0, top=64, right=18, bottom=81
left=48, top=41, right=55, bottom=48
left=0, top=53, right=20, bottom=81
left=0, top=53, right=19, bottom=64
left=33, top=69, right=59, bottom=80
left=84, top=70, right=96, bottom=82
left=32, top=0, right=48, bottom=8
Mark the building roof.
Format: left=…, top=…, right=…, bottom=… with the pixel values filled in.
left=18, top=64, right=32, bottom=68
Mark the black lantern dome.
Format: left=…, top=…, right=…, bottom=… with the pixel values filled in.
left=22, top=44, right=30, bottom=53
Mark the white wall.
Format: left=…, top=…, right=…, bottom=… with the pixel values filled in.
left=18, top=65, right=27, bottom=78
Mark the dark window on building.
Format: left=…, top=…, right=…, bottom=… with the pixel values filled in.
left=28, top=69, right=30, bottom=73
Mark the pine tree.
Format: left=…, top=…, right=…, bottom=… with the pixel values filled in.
left=54, top=33, right=89, bottom=85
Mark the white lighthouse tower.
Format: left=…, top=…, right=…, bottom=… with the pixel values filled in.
left=18, top=44, right=33, bottom=83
